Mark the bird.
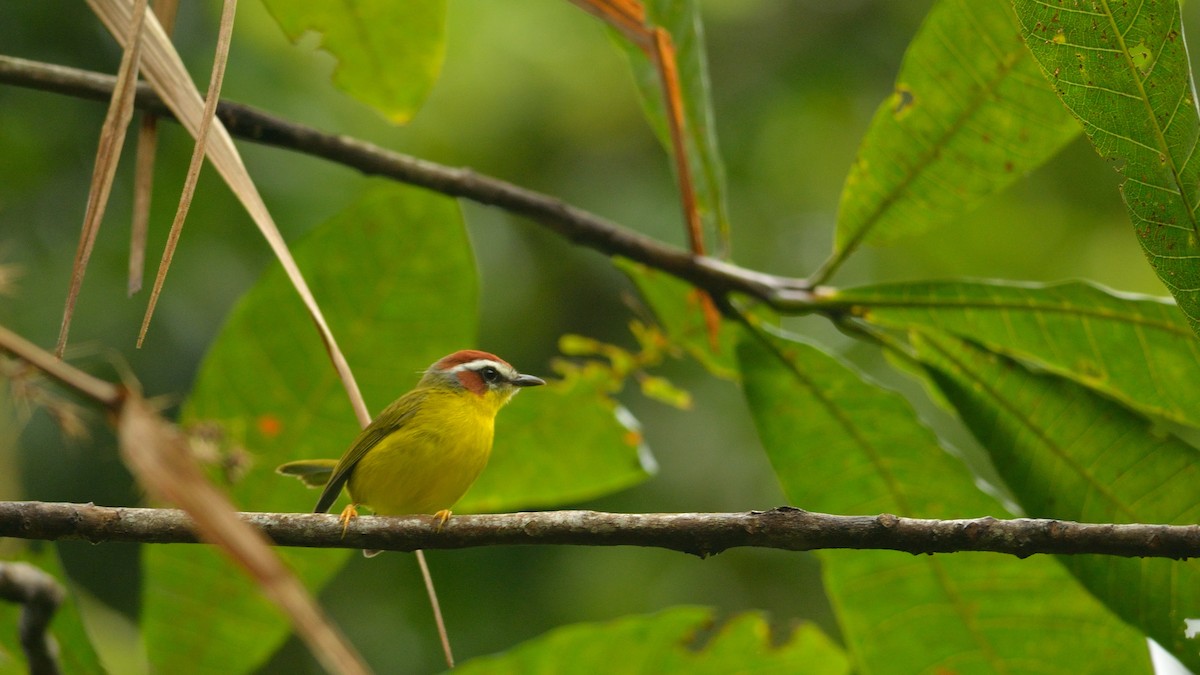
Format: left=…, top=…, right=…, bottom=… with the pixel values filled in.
left=277, top=350, right=545, bottom=554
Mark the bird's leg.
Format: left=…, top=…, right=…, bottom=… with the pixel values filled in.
left=338, top=503, right=360, bottom=537
left=432, top=509, right=452, bottom=532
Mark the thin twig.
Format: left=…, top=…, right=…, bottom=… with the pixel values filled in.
left=2, top=502, right=1198, bottom=560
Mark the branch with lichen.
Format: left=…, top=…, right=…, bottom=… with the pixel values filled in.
left=1, top=501, right=1198, bottom=560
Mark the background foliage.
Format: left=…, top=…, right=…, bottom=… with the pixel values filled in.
left=3, top=0, right=1200, bottom=673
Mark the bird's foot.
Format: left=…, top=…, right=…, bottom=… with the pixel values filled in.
left=432, top=509, right=452, bottom=532
left=338, top=503, right=359, bottom=538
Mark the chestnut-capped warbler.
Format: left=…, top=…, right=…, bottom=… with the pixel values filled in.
left=278, top=350, right=544, bottom=551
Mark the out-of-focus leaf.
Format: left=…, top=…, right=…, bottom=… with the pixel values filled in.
left=636, top=373, right=691, bottom=409
left=913, top=330, right=1200, bottom=671
left=1013, top=0, right=1200, bottom=337
left=0, top=548, right=107, bottom=675
left=618, top=260, right=736, bottom=378
left=823, top=280, right=1200, bottom=426
left=737, top=333, right=1151, bottom=674
left=616, top=1, right=732, bottom=255
left=261, top=0, right=446, bottom=123
left=826, top=0, right=1078, bottom=277
left=456, top=606, right=848, bottom=675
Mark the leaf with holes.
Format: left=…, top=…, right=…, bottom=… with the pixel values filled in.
left=1014, top=0, right=1200, bottom=336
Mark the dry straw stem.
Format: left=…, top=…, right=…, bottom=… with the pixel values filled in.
left=3, top=502, right=1199, bottom=560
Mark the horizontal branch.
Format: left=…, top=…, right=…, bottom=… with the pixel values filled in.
left=0, top=55, right=815, bottom=309
left=2, top=501, right=1198, bottom=560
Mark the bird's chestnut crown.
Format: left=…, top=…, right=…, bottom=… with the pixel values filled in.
left=423, top=350, right=545, bottom=396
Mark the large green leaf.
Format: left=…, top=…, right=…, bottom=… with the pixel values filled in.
left=913, top=330, right=1200, bottom=671
left=261, top=0, right=446, bottom=123
left=1013, top=0, right=1200, bottom=336
left=825, top=0, right=1078, bottom=278
left=456, top=606, right=847, bottom=674
left=617, top=1, right=732, bottom=256
left=738, top=333, right=1151, bottom=674
left=142, top=184, right=646, bottom=672
left=822, top=280, right=1200, bottom=426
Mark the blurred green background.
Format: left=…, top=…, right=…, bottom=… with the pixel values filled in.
left=0, top=0, right=1185, bottom=671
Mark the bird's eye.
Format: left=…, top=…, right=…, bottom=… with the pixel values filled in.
left=480, top=366, right=501, bottom=383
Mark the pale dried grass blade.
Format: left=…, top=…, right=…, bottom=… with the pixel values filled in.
left=129, top=116, right=155, bottom=296
left=85, top=0, right=369, bottom=427
left=128, top=1, right=179, bottom=297
left=56, top=0, right=149, bottom=358
left=137, top=0, right=237, bottom=346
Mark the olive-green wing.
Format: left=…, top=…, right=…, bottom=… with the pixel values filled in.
left=313, top=389, right=427, bottom=513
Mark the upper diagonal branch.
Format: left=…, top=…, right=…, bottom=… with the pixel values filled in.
left=0, top=55, right=814, bottom=310
left=3, top=501, right=1198, bottom=560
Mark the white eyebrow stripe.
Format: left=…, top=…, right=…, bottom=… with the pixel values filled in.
left=450, top=359, right=515, bottom=377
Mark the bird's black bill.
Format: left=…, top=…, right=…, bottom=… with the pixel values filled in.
left=512, top=374, right=546, bottom=387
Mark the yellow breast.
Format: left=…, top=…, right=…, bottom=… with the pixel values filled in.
left=346, top=387, right=499, bottom=516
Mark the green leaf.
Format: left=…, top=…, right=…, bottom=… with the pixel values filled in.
left=826, top=0, right=1078, bottom=275
left=617, top=2, right=732, bottom=256
left=0, top=547, right=107, bottom=674
left=912, top=330, right=1200, bottom=671
left=823, top=280, right=1200, bottom=427
left=261, top=0, right=446, bottom=123
left=456, top=606, right=848, bottom=675
left=737, top=332, right=1151, bottom=674
left=1013, top=0, right=1200, bottom=336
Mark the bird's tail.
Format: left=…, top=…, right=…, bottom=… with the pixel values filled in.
left=276, top=459, right=338, bottom=487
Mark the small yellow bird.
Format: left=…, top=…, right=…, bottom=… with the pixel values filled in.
left=278, top=350, right=544, bottom=550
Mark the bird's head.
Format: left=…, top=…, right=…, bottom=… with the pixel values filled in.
left=420, top=350, right=545, bottom=405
